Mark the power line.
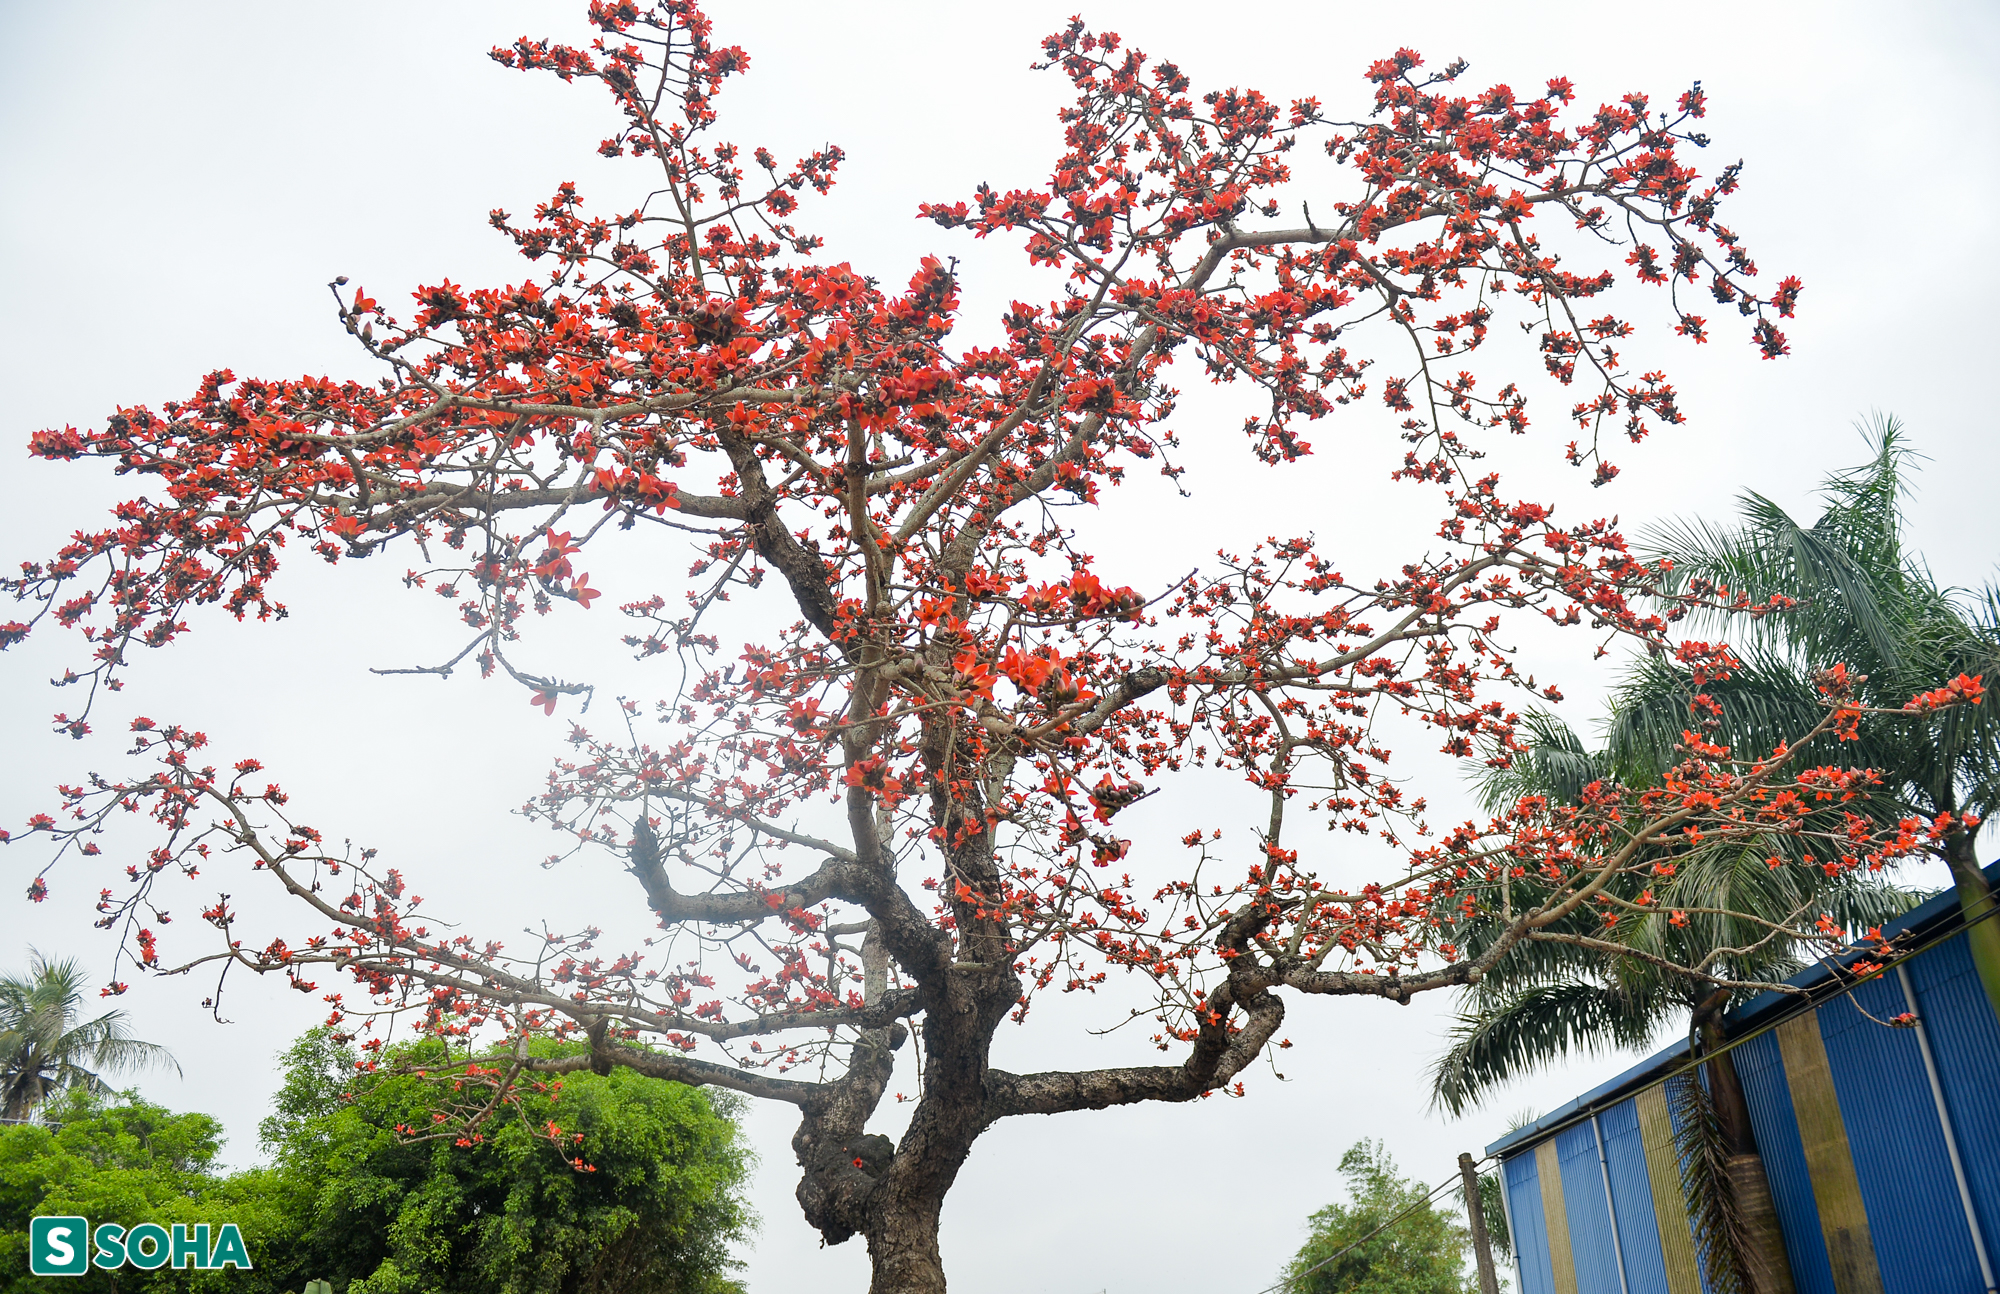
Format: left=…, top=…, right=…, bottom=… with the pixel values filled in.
left=1249, top=1155, right=1494, bottom=1294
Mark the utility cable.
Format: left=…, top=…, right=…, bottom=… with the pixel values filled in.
left=1247, top=1154, right=1495, bottom=1294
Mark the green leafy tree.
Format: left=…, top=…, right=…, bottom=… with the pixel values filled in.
left=0, top=1030, right=752, bottom=1294
left=0, top=1086, right=280, bottom=1293
left=255, top=1030, right=754, bottom=1294
left=1283, top=1141, right=1474, bottom=1294
left=0, top=952, right=178, bottom=1120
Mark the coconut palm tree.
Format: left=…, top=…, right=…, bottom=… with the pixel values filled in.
left=1433, top=713, right=1922, bottom=1116
left=0, top=951, right=179, bottom=1121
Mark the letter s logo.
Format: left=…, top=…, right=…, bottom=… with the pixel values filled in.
left=95, top=1222, right=129, bottom=1268
left=31, top=1216, right=91, bottom=1276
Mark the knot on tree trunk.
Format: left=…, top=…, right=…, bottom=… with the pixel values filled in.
left=791, top=1033, right=900, bottom=1246
left=794, top=1132, right=884, bottom=1245
left=841, top=1132, right=896, bottom=1178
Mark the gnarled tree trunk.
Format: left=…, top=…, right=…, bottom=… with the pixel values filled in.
left=790, top=963, right=1019, bottom=1294
left=866, top=1200, right=948, bottom=1294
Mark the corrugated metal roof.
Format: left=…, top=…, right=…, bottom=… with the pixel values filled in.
left=1597, top=1100, right=1671, bottom=1294
left=1556, top=1121, right=1624, bottom=1294
left=1725, top=866, right=1988, bottom=1034
left=1507, top=1149, right=1559, bottom=1294
left=1485, top=1037, right=1695, bottom=1160
left=1727, top=1034, right=1836, bottom=1294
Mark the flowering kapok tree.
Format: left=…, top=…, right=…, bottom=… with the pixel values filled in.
left=5, top=5, right=1980, bottom=1291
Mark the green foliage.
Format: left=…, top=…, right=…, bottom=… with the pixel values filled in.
left=1433, top=740, right=1921, bottom=1114
left=0, top=950, right=178, bottom=1120
left=1283, top=1141, right=1475, bottom=1294
left=0, top=1087, right=280, bottom=1292
left=1667, top=1074, right=1746, bottom=1294
left=0, top=1029, right=754, bottom=1294
left=1467, top=1170, right=1510, bottom=1261
left=252, top=1030, right=755, bottom=1294
left=1445, top=1168, right=1512, bottom=1263
left=1429, top=426, right=1990, bottom=1114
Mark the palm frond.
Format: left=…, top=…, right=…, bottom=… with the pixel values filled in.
left=1606, top=652, right=1844, bottom=789
left=1430, top=980, right=1670, bottom=1116
left=1669, top=1071, right=1749, bottom=1294
left=0, top=950, right=177, bottom=1119
left=1471, top=710, right=1613, bottom=811
left=1642, top=422, right=1914, bottom=675
left=73, top=1028, right=180, bottom=1078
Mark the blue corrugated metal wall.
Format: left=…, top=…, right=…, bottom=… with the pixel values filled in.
left=1490, top=920, right=2000, bottom=1294
left=1507, top=1149, right=1557, bottom=1294
left=1722, top=1034, right=1838, bottom=1294
left=1818, top=974, right=1987, bottom=1293
left=1908, top=934, right=2000, bottom=1256
left=1556, top=1120, right=1624, bottom=1294
left=1597, top=1100, right=1670, bottom=1294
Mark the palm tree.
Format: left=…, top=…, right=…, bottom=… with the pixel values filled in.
left=0, top=951, right=179, bottom=1120
left=1434, top=713, right=1921, bottom=1116
left=1437, top=712, right=1917, bottom=1294
left=1632, top=417, right=2000, bottom=1020
left=1434, top=420, right=1997, bottom=1293
left=1438, top=420, right=2000, bottom=1113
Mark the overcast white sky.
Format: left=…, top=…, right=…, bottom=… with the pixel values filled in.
left=2, top=2, right=1997, bottom=1292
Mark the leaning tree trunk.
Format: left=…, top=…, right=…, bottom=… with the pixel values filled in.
left=1943, top=828, right=2000, bottom=1027
left=1697, top=1009, right=1796, bottom=1294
